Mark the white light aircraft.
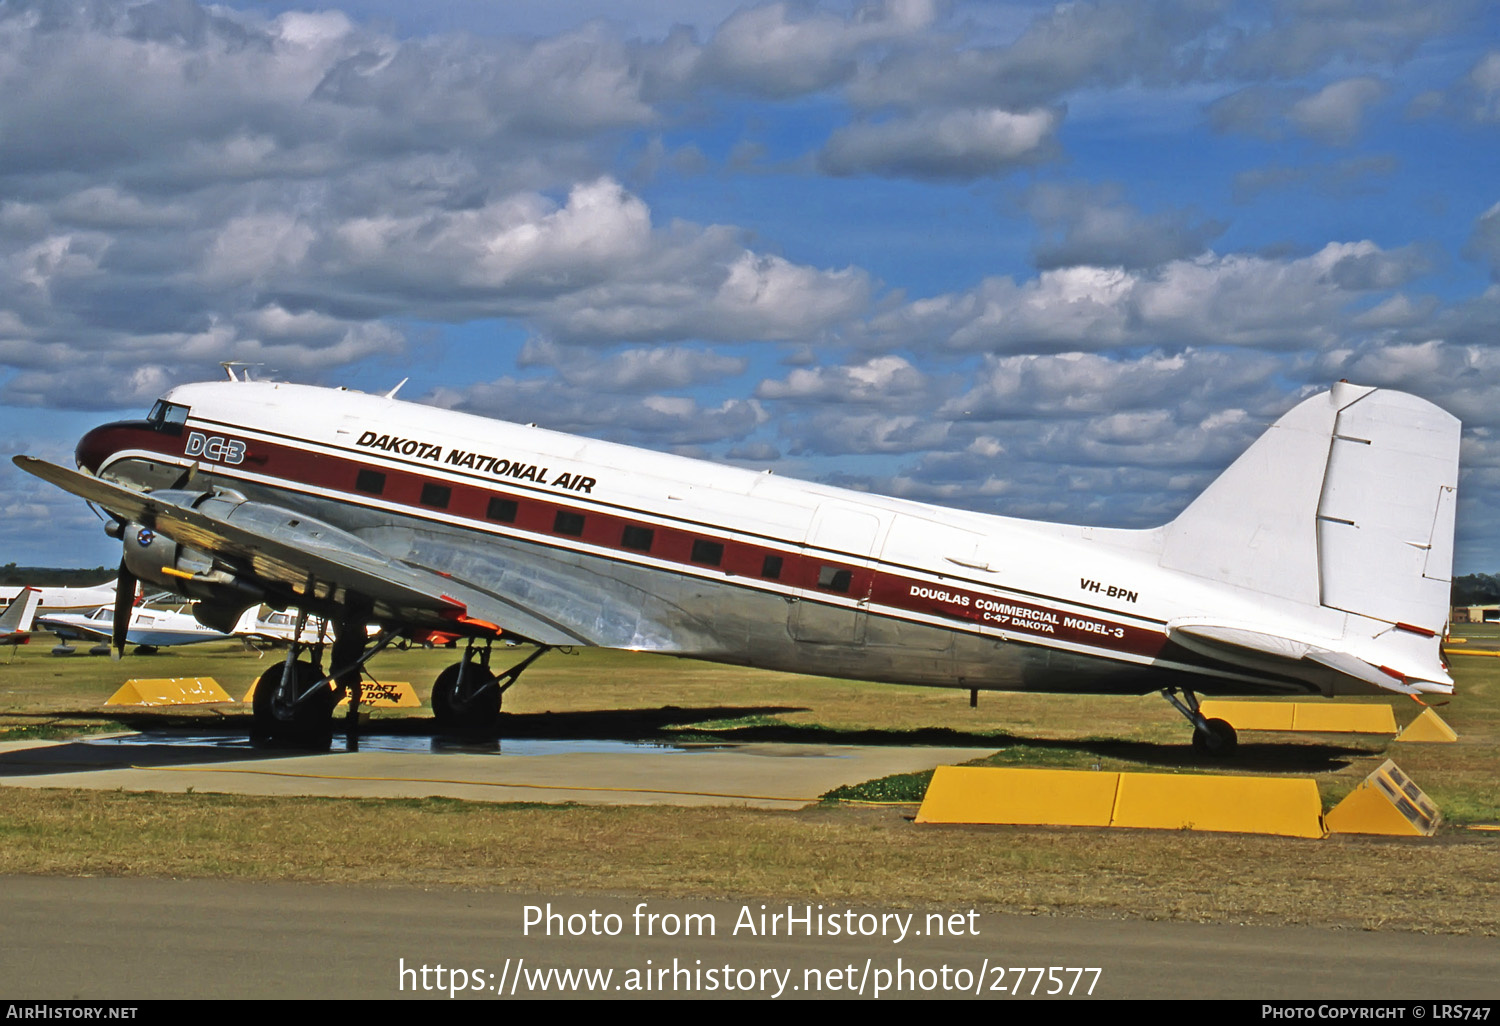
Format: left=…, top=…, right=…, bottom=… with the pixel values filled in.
left=14, top=374, right=1459, bottom=750
left=38, top=598, right=256, bottom=655
left=0, top=579, right=122, bottom=613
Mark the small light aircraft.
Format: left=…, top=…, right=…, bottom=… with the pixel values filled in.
left=0, top=579, right=121, bottom=613
left=15, top=373, right=1458, bottom=751
left=0, top=586, right=42, bottom=649
left=237, top=608, right=382, bottom=649
left=38, top=597, right=255, bottom=655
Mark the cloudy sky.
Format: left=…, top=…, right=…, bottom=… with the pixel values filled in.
left=2, top=0, right=1499, bottom=573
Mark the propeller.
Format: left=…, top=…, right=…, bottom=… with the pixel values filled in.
left=111, top=558, right=137, bottom=661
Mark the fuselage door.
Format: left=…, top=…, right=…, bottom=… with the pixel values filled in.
left=790, top=503, right=883, bottom=644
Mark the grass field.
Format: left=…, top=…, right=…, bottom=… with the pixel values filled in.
left=1, top=628, right=1497, bottom=933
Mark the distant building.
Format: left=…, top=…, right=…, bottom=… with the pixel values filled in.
left=1452, top=605, right=1500, bottom=624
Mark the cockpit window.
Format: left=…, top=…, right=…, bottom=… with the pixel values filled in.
left=147, top=400, right=190, bottom=434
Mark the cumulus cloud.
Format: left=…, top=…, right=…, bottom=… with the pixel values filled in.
left=845, top=0, right=1221, bottom=112
left=1464, top=202, right=1500, bottom=281
left=1462, top=50, right=1500, bottom=121
left=818, top=107, right=1060, bottom=180
left=1025, top=183, right=1227, bottom=270
left=787, top=411, right=952, bottom=455
left=426, top=377, right=768, bottom=448
left=1287, top=77, right=1388, bottom=145
left=1220, top=0, right=1470, bottom=79
left=699, top=0, right=940, bottom=97
left=755, top=355, right=931, bottom=405
left=518, top=338, right=748, bottom=391
left=940, top=349, right=1285, bottom=422
left=863, top=241, right=1428, bottom=354
left=1210, top=77, right=1388, bottom=145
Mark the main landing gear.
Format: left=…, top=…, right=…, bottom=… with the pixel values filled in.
left=1160, top=687, right=1238, bottom=756
left=251, top=612, right=399, bottom=746
left=431, top=640, right=549, bottom=731
left=250, top=615, right=551, bottom=743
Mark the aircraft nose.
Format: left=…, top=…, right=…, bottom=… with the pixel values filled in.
left=75, top=423, right=114, bottom=474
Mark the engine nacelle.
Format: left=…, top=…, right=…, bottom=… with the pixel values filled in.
left=114, top=519, right=211, bottom=591
left=107, top=488, right=266, bottom=629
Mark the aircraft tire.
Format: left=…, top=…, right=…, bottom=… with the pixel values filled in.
left=1191, top=717, right=1238, bottom=756
left=431, top=662, right=501, bottom=730
left=252, top=661, right=338, bottom=745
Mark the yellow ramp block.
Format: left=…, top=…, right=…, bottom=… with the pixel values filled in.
left=1198, top=701, right=1293, bottom=730
left=1198, top=700, right=1395, bottom=734
left=335, top=681, right=420, bottom=708
left=107, top=677, right=233, bottom=707
left=1325, top=760, right=1441, bottom=836
left=1291, top=703, right=1395, bottom=733
left=1395, top=707, right=1458, bottom=743
left=917, top=766, right=1324, bottom=838
left=915, top=766, right=1118, bottom=827
left=1112, top=773, right=1324, bottom=838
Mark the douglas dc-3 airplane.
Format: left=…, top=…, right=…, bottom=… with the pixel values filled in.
left=15, top=374, right=1459, bottom=751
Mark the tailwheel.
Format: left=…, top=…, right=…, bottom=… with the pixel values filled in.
left=431, top=661, right=501, bottom=730
left=1190, top=717, right=1238, bottom=756
left=1162, top=687, right=1239, bottom=758
left=252, top=660, right=339, bottom=746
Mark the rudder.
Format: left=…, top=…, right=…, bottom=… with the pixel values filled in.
left=1160, top=382, right=1459, bottom=633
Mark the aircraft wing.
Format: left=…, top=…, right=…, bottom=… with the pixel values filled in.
left=35, top=612, right=110, bottom=643
left=14, top=457, right=590, bottom=647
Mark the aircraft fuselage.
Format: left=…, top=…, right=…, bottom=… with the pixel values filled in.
left=68, top=380, right=1430, bottom=700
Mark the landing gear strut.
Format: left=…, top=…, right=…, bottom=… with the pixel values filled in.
left=1161, top=687, right=1238, bottom=756
left=432, top=640, right=548, bottom=731
left=251, top=610, right=399, bottom=745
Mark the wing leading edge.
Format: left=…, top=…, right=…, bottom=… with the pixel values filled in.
left=13, top=456, right=589, bottom=647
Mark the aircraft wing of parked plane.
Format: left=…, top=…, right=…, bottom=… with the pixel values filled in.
left=14, top=374, right=1461, bottom=750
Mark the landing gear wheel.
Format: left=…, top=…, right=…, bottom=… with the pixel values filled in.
left=431, top=662, right=501, bottom=730
left=1191, top=717, right=1238, bottom=756
left=252, top=661, right=338, bottom=746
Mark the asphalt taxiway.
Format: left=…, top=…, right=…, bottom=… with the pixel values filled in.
left=0, top=731, right=985, bottom=807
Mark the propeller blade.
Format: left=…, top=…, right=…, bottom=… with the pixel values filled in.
left=112, top=559, right=137, bottom=660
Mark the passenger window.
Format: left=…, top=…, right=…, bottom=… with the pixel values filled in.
left=355, top=469, right=386, bottom=495
left=691, top=539, right=724, bottom=566
left=622, top=526, right=654, bottom=551
left=817, top=566, right=852, bottom=592
left=487, top=497, right=518, bottom=523
left=554, top=511, right=585, bottom=536
left=420, top=483, right=451, bottom=509
left=761, top=555, right=783, bottom=580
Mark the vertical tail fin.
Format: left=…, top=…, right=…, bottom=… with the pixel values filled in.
left=0, top=587, right=42, bottom=633
left=1160, top=383, right=1460, bottom=633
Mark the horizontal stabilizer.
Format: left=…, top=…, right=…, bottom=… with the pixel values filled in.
left=1169, top=619, right=1453, bottom=697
